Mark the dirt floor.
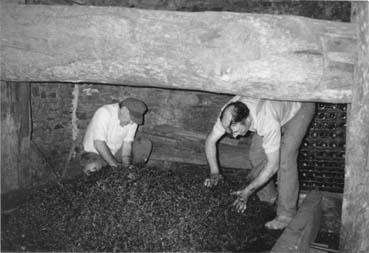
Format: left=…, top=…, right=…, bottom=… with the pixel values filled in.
left=1, top=163, right=282, bottom=252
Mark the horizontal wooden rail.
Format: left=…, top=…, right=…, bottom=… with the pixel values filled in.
left=271, top=191, right=323, bottom=253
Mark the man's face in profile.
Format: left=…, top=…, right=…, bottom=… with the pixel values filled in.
left=221, top=106, right=250, bottom=138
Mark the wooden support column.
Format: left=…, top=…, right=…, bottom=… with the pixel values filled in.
left=340, top=3, right=369, bottom=252
left=1, top=82, right=31, bottom=193
left=1, top=3, right=355, bottom=102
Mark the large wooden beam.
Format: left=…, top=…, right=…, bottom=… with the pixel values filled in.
left=1, top=4, right=355, bottom=102
left=340, top=3, right=369, bottom=252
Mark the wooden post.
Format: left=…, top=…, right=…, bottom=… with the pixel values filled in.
left=1, top=82, right=31, bottom=193
left=340, top=2, right=369, bottom=252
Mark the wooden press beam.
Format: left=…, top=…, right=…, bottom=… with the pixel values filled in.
left=340, top=3, right=369, bottom=252
left=1, top=3, right=355, bottom=103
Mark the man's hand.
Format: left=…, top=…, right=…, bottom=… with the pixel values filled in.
left=109, top=162, right=121, bottom=169
left=204, top=173, right=224, bottom=188
left=83, top=163, right=99, bottom=176
left=231, top=189, right=252, bottom=213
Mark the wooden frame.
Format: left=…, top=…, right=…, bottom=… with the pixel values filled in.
left=0, top=2, right=368, bottom=251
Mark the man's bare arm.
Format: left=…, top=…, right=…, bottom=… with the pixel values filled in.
left=204, top=129, right=226, bottom=187
left=245, top=150, right=279, bottom=193
left=205, top=129, right=224, bottom=175
left=121, top=141, right=133, bottom=166
left=94, top=140, right=119, bottom=167
left=232, top=149, right=279, bottom=212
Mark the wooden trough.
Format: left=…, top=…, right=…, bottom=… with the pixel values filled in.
left=1, top=1, right=368, bottom=252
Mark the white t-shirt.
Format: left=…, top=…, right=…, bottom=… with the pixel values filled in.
left=213, top=96, right=301, bottom=153
left=83, top=103, right=138, bottom=155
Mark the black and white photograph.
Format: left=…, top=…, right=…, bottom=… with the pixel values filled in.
left=1, top=0, right=368, bottom=252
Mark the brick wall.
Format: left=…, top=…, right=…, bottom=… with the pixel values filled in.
left=30, top=83, right=234, bottom=175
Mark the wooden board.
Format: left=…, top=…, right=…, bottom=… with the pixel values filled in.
left=0, top=82, right=31, bottom=193
left=271, top=191, right=323, bottom=253
left=1, top=3, right=355, bottom=102
left=139, top=125, right=252, bottom=169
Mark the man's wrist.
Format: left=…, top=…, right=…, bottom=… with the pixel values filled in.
left=244, top=186, right=254, bottom=195
left=209, top=167, right=220, bottom=175
left=109, top=162, right=119, bottom=167
left=122, top=155, right=132, bottom=164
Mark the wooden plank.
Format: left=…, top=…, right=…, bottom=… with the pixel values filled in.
left=0, top=82, right=31, bottom=193
left=340, top=3, right=369, bottom=252
left=139, top=130, right=252, bottom=169
left=271, top=191, right=323, bottom=253
left=1, top=3, right=355, bottom=102
left=143, top=124, right=244, bottom=147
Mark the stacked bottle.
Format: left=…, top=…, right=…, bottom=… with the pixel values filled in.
left=298, top=103, right=347, bottom=193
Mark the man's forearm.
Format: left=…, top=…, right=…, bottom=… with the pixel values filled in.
left=205, top=139, right=220, bottom=175
left=245, top=149, right=280, bottom=194
left=245, top=165, right=278, bottom=194
left=94, top=140, right=118, bottom=167
left=121, top=141, right=133, bottom=165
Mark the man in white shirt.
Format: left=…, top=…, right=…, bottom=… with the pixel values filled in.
left=204, top=96, right=315, bottom=230
left=81, top=98, right=152, bottom=175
